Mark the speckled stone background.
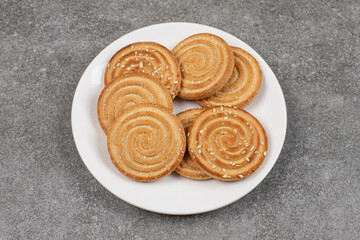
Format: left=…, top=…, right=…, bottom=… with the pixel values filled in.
left=1, top=0, right=359, bottom=239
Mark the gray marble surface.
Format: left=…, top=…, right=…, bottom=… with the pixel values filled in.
left=1, top=0, right=359, bottom=239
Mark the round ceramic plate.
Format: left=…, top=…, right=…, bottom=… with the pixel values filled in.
left=71, top=22, right=287, bottom=215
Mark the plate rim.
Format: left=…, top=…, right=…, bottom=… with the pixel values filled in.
left=71, top=22, right=288, bottom=215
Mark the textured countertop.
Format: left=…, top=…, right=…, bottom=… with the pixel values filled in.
left=1, top=0, right=359, bottom=239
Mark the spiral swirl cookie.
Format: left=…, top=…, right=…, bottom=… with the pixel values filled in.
left=175, top=109, right=211, bottom=180
left=172, top=33, right=235, bottom=99
left=105, top=42, right=181, bottom=98
left=98, top=74, right=173, bottom=135
left=198, top=47, right=262, bottom=108
left=108, top=104, right=186, bottom=182
left=187, top=106, right=268, bottom=181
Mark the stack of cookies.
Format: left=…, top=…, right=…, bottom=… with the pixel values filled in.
left=97, top=33, right=267, bottom=182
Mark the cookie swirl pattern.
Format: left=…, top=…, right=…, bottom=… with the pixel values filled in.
left=187, top=106, right=268, bottom=181
left=198, top=47, right=262, bottom=108
left=97, top=74, right=173, bottom=135
left=172, top=33, right=234, bottom=99
left=107, top=104, right=186, bottom=182
left=105, top=42, right=181, bottom=98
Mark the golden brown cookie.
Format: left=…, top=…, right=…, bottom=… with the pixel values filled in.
left=198, top=47, right=262, bottom=108
left=172, top=33, right=234, bottom=100
left=187, top=106, right=268, bottom=181
left=107, top=104, right=186, bottom=182
left=105, top=42, right=181, bottom=98
left=98, top=73, right=173, bottom=135
left=175, top=109, right=212, bottom=180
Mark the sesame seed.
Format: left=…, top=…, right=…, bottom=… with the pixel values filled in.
left=187, top=132, right=190, bottom=137
left=197, top=145, right=202, bottom=148
left=242, top=151, right=246, bottom=154
left=261, top=141, right=264, bottom=146
left=222, top=175, right=228, bottom=178
left=131, top=45, right=134, bottom=49
left=210, top=152, right=215, bottom=155
left=174, top=81, right=178, bottom=84
left=245, top=157, right=250, bottom=162
left=212, top=165, right=216, bottom=169
left=263, top=151, right=267, bottom=156
left=199, top=130, right=204, bottom=135
left=238, top=174, right=244, bottom=178
left=224, top=116, right=229, bottom=120
left=213, top=108, right=216, bottom=112
left=250, top=146, right=254, bottom=152
left=116, top=63, right=120, bottom=67
left=222, top=169, right=226, bottom=172
left=198, top=149, right=202, bottom=153
left=220, top=106, right=223, bottom=110
left=255, top=151, right=258, bottom=154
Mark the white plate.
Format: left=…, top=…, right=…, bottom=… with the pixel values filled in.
left=71, top=22, right=287, bottom=215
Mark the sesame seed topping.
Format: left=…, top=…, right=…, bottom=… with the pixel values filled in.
left=199, top=130, right=204, bottom=135
left=222, top=169, right=226, bottom=172
left=198, top=149, right=202, bottom=153
left=131, top=45, right=134, bottom=49
left=242, top=151, right=246, bottom=154
left=116, top=63, right=120, bottom=67
left=250, top=146, right=254, bottom=152
left=245, top=157, right=250, bottom=162
left=220, top=106, right=224, bottom=110
left=261, top=141, right=264, bottom=146
left=174, top=81, right=178, bottom=84
left=197, top=145, right=202, bottom=148
left=263, top=151, right=267, bottom=156
left=210, top=152, right=215, bottom=155
left=187, top=132, right=190, bottom=137
left=238, top=174, right=244, bottom=178
left=212, top=165, right=216, bottom=169
left=224, top=116, right=229, bottom=120
left=213, top=108, right=216, bottom=112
